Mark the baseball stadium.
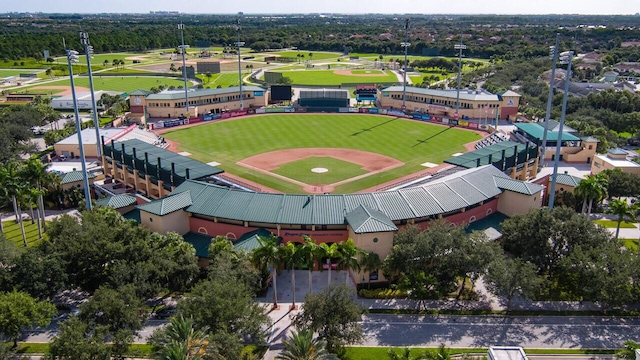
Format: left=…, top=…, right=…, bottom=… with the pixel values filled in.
left=99, top=84, right=547, bottom=282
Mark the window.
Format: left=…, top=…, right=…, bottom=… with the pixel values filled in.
left=486, top=208, right=493, bottom=215
left=373, top=237, right=379, bottom=243
left=469, top=216, right=476, bottom=223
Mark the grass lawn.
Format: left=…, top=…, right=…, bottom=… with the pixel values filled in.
left=23, top=76, right=186, bottom=93
left=621, top=239, right=639, bottom=251
left=54, top=53, right=145, bottom=67
left=0, top=69, right=41, bottom=78
left=273, top=157, right=368, bottom=184
left=593, top=219, right=636, bottom=228
left=199, top=73, right=244, bottom=87
left=2, top=218, right=45, bottom=247
left=162, top=114, right=480, bottom=193
left=270, top=69, right=398, bottom=86
left=258, top=51, right=340, bottom=61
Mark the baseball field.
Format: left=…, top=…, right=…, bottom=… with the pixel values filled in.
left=160, top=114, right=481, bottom=194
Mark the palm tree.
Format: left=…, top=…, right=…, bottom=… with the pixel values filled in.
left=361, top=252, right=382, bottom=289
left=251, top=235, right=282, bottom=308
left=388, top=347, right=425, bottom=360
left=277, top=328, right=337, bottom=360
left=150, top=315, right=210, bottom=360
left=21, top=159, right=49, bottom=234
left=336, top=239, right=363, bottom=286
left=575, top=174, right=608, bottom=216
left=0, top=162, right=27, bottom=245
left=317, top=242, right=340, bottom=288
left=299, top=236, right=317, bottom=296
left=103, top=60, right=109, bottom=67
left=423, top=344, right=451, bottom=360
left=279, top=242, right=303, bottom=309
left=606, top=198, right=637, bottom=239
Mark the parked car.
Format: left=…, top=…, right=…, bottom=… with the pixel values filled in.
left=154, top=307, right=178, bottom=319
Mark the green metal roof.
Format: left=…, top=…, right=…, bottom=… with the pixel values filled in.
left=493, top=177, right=544, bottom=195
left=346, top=205, right=397, bottom=234
left=169, top=165, right=526, bottom=225
left=61, top=171, right=97, bottom=185
left=182, top=232, right=213, bottom=258
left=104, top=139, right=223, bottom=184
left=138, top=190, right=193, bottom=216
left=95, top=194, right=137, bottom=209
left=553, top=173, right=584, bottom=187
left=233, top=228, right=276, bottom=253
left=515, top=123, right=580, bottom=141
left=146, top=86, right=267, bottom=100
left=444, top=141, right=532, bottom=169
left=129, top=89, right=153, bottom=96
left=182, top=229, right=277, bottom=258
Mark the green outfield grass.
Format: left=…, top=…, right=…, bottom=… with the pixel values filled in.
left=162, top=114, right=480, bottom=193
left=54, top=52, right=145, bottom=66
left=270, top=69, right=398, bottom=86
left=0, top=69, right=41, bottom=78
left=257, top=51, right=341, bottom=61
left=199, top=73, right=244, bottom=87
left=273, top=157, right=368, bottom=184
left=23, top=76, right=186, bottom=93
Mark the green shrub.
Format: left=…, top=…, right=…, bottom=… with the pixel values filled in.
left=358, top=288, right=407, bottom=299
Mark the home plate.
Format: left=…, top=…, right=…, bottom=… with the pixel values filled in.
left=178, top=151, right=191, bottom=156
left=420, top=162, right=438, bottom=168
left=207, top=161, right=221, bottom=166
left=451, top=153, right=464, bottom=157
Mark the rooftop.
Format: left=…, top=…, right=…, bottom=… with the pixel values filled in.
left=381, top=86, right=502, bottom=102
left=95, top=194, right=138, bottom=209
left=161, top=165, right=541, bottom=226
left=60, top=171, right=97, bottom=185
left=103, top=138, right=223, bottom=181
left=146, top=85, right=267, bottom=100
left=56, top=128, right=123, bottom=146
left=515, top=123, right=580, bottom=141
left=595, top=153, right=640, bottom=168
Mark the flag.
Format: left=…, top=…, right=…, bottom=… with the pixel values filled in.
left=484, top=104, right=489, bottom=113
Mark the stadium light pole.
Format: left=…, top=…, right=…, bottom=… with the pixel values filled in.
left=65, top=43, right=92, bottom=211
left=80, top=32, right=101, bottom=160
left=539, top=33, right=560, bottom=168
left=401, top=18, right=410, bottom=109
left=454, top=37, right=466, bottom=118
left=236, top=14, right=245, bottom=110
left=548, top=51, right=574, bottom=210
left=178, top=23, right=190, bottom=113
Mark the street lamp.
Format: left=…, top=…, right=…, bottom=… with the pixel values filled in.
left=539, top=33, right=560, bottom=168
left=548, top=51, right=574, bottom=210
left=236, top=14, right=245, bottom=110
left=401, top=18, right=410, bottom=109
left=65, top=44, right=92, bottom=211
left=79, top=32, right=101, bottom=160
left=454, top=38, right=467, bottom=118
left=177, top=23, right=190, bottom=113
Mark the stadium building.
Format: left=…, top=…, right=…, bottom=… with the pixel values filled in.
left=109, top=162, right=544, bottom=283
left=128, top=86, right=268, bottom=119
left=377, top=86, right=520, bottom=121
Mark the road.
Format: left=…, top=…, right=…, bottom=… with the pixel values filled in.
left=23, top=311, right=636, bottom=351
left=360, top=314, right=639, bottom=349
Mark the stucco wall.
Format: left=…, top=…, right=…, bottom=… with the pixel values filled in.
left=497, top=190, right=542, bottom=216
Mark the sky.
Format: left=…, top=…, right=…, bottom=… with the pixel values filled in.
left=2, top=0, right=640, bottom=15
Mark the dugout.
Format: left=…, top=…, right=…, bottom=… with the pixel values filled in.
left=298, top=89, right=350, bottom=112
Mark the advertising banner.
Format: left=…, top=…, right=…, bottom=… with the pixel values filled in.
left=255, top=108, right=266, bottom=114
left=368, top=108, right=379, bottom=114
left=284, top=107, right=295, bottom=113
left=338, top=108, right=349, bottom=113
left=468, top=122, right=479, bottom=129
